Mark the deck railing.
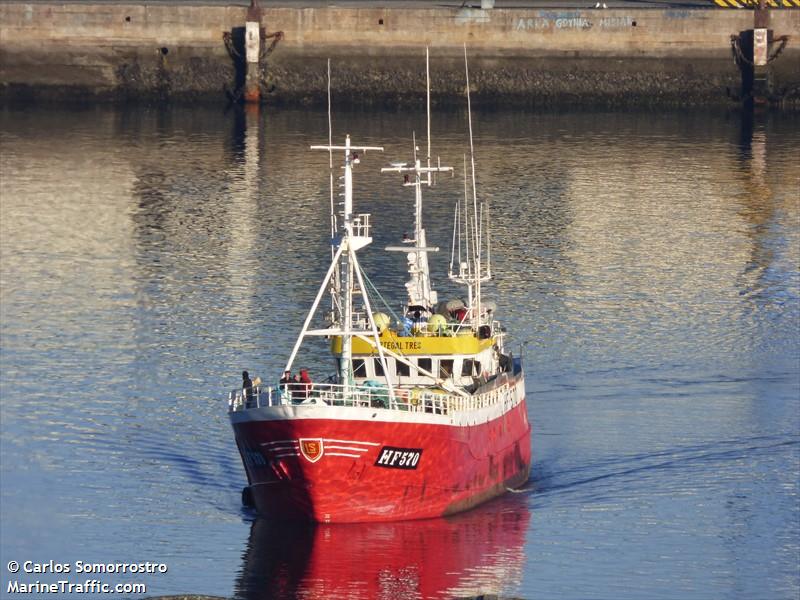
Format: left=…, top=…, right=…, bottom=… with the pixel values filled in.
left=228, top=378, right=518, bottom=417
left=352, top=213, right=371, bottom=238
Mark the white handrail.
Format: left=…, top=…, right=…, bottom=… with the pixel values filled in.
left=228, top=380, right=519, bottom=415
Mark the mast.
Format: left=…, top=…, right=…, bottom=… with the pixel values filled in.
left=326, top=59, right=341, bottom=322
left=284, top=135, right=384, bottom=394
left=426, top=46, right=432, bottom=186
left=383, top=48, right=452, bottom=313
left=327, top=59, right=334, bottom=235
left=383, top=151, right=452, bottom=310
left=318, top=135, right=381, bottom=386
left=448, top=46, right=491, bottom=330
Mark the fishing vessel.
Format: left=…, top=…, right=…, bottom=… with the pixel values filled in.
left=227, top=52, right=530, bottom=523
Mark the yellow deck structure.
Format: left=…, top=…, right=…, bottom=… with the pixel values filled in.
left=331, top=329, right=494, bottom=357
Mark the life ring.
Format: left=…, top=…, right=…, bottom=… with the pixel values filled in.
left=410, top=388, right=422, bottom=407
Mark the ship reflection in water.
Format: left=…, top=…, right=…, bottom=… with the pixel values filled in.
left=234, top=496, right=530, bottom=600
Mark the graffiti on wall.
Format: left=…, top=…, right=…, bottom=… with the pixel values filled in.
left=515, top=13, right=635, bottom=31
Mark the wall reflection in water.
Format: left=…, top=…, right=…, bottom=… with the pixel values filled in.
left=235, top=496, right=529, bottom=600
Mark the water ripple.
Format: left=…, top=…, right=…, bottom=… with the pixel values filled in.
left=1, top=105, right=798, bottom=600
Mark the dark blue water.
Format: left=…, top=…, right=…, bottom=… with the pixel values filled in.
left=1, top=105, right=798, bottom=600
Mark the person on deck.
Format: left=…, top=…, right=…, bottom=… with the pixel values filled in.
left=242, top=370, right=254, bottom=407
left=290, top=373, right=302, bottom=403
left=299, top=369, right=312, bottom=401
left=279, top=370, right=292, bottom=392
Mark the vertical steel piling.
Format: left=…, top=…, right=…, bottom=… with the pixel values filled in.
left=244, top=0, right=262, bottom=104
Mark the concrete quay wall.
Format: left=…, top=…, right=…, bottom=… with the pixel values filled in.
left=1, top=3, right=799, bottom=106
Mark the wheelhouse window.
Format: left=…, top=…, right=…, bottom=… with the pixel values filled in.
left=373, top=358, right=385, bottom=377
left=439, top=359, right=454, bottom=378
left=417, top=357, right=432, bottom=375
left=462, top=359, right=481, bottom=377
left=353, top=359, right=366, bottom=377
left=396, top=361, right=410, bottom=377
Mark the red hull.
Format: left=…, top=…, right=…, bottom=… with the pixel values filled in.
left=231, top=394, right=531, bottom=523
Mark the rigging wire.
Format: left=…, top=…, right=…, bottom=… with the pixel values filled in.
left=360, top=269, right=402, bottom=324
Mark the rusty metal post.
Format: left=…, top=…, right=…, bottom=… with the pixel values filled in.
left=244, top=0, right=262, bottom=104
left=754, top=0, right=769, bottom=30
left=751, top=0, right=772, bottom=103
